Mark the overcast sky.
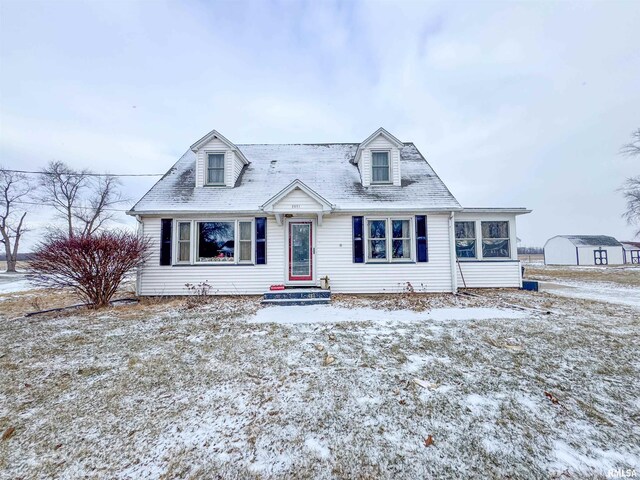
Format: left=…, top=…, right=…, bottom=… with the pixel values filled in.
left=1, top=0, right=639, bottom=250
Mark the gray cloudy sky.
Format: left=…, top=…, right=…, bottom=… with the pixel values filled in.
left=1, top=0, right=639, bottom=249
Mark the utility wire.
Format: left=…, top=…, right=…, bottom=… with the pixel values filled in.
left=1, top=169, right=163, bottom=177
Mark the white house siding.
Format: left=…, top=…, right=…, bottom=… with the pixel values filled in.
left=137, top=212, right=454, bottom=295
left=544, top=237, right=578, bottom=265
left=456, top=262, right=521, bottom=288
left=232, top=152, right=244, bottom=185
left=453, top=212, right=522, bottom=287
left=359, top=134, right=401, bottom=187
left=272, top=188, right=323, bottom=213
left=577, top=246, right=624, bottom=266
left=315, top=213, right=453, bottom=293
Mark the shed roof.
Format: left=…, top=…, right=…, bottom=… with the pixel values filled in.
left=129, top=143, right=462, bottom=214
left=620, top=241, right=640, bottom=251
left=556, top=235, right=622, bottom=247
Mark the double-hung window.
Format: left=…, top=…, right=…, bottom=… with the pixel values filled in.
left=177, top=221, right=191, bottom=263
left=455, top=221, right=476, bottom=258
left=594, top=249, right=608, bottom=265
left=371, top=151, right=390, bottom=183
left=238, top=221, right=253, bottom=263
left=366, top=217, right=412, bottom=262
left=481, top=221, right=510, bottom=258
left=207, top=153, right=225, bottom=185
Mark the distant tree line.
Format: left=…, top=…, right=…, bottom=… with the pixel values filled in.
left=517, top=246, right=544, bottom=255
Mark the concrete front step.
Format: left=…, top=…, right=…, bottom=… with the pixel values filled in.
left=261, top=297, right=331, bottom=306
left=263, top=289, right=331, bottom=300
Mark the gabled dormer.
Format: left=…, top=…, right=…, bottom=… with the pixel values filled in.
left=352, top=127, right=404, bottom=187
left=191, top=129, right=249, bottom=188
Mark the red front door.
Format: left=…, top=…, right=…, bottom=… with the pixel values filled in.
left=289, top=221, right=313, bottom=281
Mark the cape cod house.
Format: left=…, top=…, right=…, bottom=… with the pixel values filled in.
left=127, top=128, right=530, bottom=295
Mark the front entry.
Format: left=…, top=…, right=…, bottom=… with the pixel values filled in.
left=288, top=221, right=313, bottom=282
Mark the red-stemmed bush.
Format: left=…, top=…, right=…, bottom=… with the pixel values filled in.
left=29, top=230, right=150, bottom=309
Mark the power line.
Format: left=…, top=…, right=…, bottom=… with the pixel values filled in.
left=13, top=200, right=129, bottom=213
left=1, top=169, right=163, bottom=177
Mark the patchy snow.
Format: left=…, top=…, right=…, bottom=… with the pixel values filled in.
left=541, top=280, right=640, bottom=309
left=0, top=275, right=38, bottom=296
left=247, top=304, right=526, bottom=324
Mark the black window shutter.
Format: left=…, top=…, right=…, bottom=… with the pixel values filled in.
left=416, top=215, right=428, bottom=262
left=160, top=219, right=172, bottom=266
left=353, top=216, right=364, bottom=263
left=256, top=217, right=267, bottom=264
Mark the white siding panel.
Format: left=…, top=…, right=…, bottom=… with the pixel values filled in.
left=577, top=246, right=624, bottom=266
left=456, top=262, right=522, bottom=288
left=138, top=213, right=455, bottom=295
left=139, top=216, right=285, bottom=295
left=196, top=138, right=231, bottom=188
left=273, top=188, right=322, bottom=213
left=361, top=134, right=401, bottom=187
left=232, top=153, right=244, bottom=185
left=316, top=214, right=453, bottom=293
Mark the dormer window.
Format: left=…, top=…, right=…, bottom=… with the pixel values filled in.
left=207, top=153, right=225, bottom=185
left=371, top=151, right=390, bottom=184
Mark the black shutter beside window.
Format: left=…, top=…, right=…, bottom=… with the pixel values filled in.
left=416, top=215, right=428, bottom=262
left=256, top=217, right=267, bottom=264
left=353, top=216, right=364, bottom=263
left=160, top=218, right=172, bottom=266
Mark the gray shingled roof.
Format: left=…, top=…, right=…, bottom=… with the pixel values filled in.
left=129, top=143, right=461, bottom=214
left=559, top=235, right=622, bottom=247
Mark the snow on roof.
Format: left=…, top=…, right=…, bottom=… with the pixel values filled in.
left=620, top=241, right=640, bottom=251
left=129, top=143, right=461, bottom=214
left=557, top=235, right=623, bottom=247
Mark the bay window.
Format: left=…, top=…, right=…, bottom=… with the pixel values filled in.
left=366, top=217, right=412, bottom=262
left=481, top=221, right=510, bottom=258
left=455, top=221, right=476, bottom=259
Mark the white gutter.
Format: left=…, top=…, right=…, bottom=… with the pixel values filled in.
left=448, top=211, right=458, bottom=294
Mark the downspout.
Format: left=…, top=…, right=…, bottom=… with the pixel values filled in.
left=448, top=212, right=458, bottom=294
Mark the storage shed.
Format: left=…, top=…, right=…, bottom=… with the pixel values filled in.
left=621, top=241, right=640, bottom=264
left=544, top=235, right=624, bottom=266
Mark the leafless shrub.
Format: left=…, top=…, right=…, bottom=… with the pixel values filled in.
left=28, top=230, right=150, bottom=309
left=184, top=281, right=212, bottom=309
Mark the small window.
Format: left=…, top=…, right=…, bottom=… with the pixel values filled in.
left=481, top=221, right=510, bottom=258
left=197, top=221, right=235, bottom=262
left=392, top=219, right=411, bottom=260
left=455, top=221, right=476, bottom=258
left=368, top=219, right=387, bottom=260
left=207, top=153, right=225, bottom=185
left=177, top=221, right=191, bottom=263
left=371, top=151, right=390, bottom=183
left=238, top=221, right=252, bottom=263
left=594, top=249, right=608, bottom=265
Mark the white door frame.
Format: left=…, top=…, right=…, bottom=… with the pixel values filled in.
left=284, top=217, right=317, bottom=286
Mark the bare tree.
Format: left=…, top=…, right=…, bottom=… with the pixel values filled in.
left=0, top=168, right=33, bottom=272
left=39, top=161, right=124, bottom=237
left=620, top=129, right=640, bottom=237
left=29, top=230, right=150, bottom=308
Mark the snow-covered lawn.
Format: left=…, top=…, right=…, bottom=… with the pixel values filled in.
left=0, top=290, right=638, bottom=479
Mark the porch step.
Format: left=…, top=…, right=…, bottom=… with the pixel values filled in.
left=262, top=288, right=331, bottom=306
left=261, top=297, right=331, bottom=306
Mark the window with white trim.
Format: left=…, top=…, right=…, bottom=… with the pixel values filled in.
left=238, top=221, right=253, bottom=263
left=366, top=217, right=413, bottom=262
left=371, top=151, right=390, bottom=183
left=481, top=221, right=510, bottom=258
left=177, top=221, right=191, bottom=263
left=455, top=221, right=476, bottom=259
left=207, top=153, right=225, bottom=185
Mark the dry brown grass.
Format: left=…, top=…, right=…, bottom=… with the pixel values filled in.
left=525, top=264, right=640, bottom=286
